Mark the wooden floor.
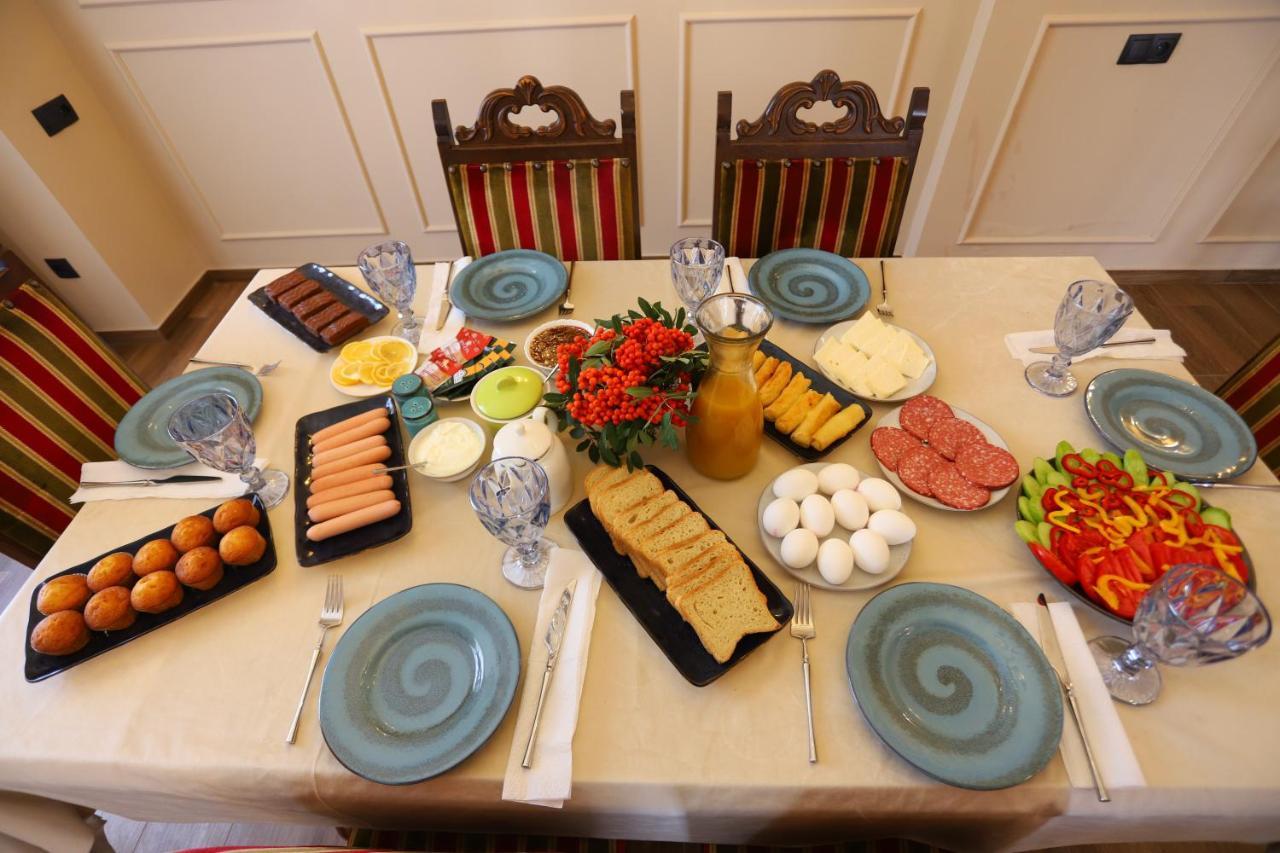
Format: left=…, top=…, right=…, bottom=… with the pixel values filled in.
left=4, top=270, right=1277, bottom=852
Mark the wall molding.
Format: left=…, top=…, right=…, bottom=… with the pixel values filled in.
left=107, top=30, right=389, bottom=241
left=958, top=11, right=1280, bottom=246
left=675, top=8, right=920, bottom=228
left=1200, top=71, right=1280, bottom=245
left=363, top=15, right=638, bottom=234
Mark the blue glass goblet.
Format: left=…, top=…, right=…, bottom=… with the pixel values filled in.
left=358, top=240, right=421, bottom=344
left=167, top=392, right=290, bottom=508
left=469, top=457, right=556, bottom=589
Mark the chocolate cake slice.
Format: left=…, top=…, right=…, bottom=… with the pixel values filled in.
left=292, top=291, right=338, bottom=321
left=303, top=302, right=347, bottom=334
left=320, top=312, right=371, bottom=345
left=263, top=270, right=309, bottom=301
left=277, top=280, right=321, bottom=309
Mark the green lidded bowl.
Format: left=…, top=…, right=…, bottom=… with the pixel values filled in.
left=470, top=365, right=545, bottom=424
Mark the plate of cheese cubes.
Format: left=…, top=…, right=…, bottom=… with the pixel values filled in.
left=813, top=312, right=936, bottom=402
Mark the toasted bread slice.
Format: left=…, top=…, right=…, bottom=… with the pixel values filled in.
left=605, top=490, right=679, bottom=553
left=675, top=559, right=780, bottom=663
left=589, top=470, right=663, bottom=533
left=637, top=511, right=712, bottom=590
left=585, top=465, right=631, bottom=497
left=620, top=502, right=690, bottom=578
left=667, top=553, right=737, bottom=609
left=662, top=536, right=736, bottom=591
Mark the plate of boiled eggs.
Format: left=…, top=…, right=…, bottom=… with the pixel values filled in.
left=757, top=462, right=915, bottom=591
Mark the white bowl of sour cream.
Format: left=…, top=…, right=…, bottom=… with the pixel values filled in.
left=407, top=417, right=487, bottom=483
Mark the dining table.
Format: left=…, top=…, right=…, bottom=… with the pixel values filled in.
left=0, top=256, right=1277, bottom=852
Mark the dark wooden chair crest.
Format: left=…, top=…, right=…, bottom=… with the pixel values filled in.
left=711, top=69, right=929, bottom=258
left=433, top=76, right=640, bottom=261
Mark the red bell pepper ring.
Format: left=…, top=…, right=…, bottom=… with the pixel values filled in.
left=1061, top=453, right=1097, bottom=478
left=1030, top=542, right=1078, bottom=586
left=1040, top=488, right=1060, bottom=512
left=1072, top=475, right=1091, bottom=490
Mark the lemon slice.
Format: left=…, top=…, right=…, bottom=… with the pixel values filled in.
left=371, top=362, right=401, bottom=386
left=358, top=362, right=381, bottom=385
left=332, top=360, right=361, bottom=387
left=375, top=339, right=413, bottom=362
left=341, top=340, right=373, bottom=361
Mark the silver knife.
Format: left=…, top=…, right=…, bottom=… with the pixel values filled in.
left=79, top=474, right=223, bottom=487
left=1029, top=337, right=1156, bottom=355
left=1037, top=593, right=1109, bottom=803
left=435, top=260, right=456, bottom=331
left=522, top=578, right=577, bottom=769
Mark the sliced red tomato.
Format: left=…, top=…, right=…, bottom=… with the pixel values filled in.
left=1030, top=542, right=1077, bottom=586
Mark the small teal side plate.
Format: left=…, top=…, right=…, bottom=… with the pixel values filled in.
left=845, top=583, right=1063, bottom=790
left=1085, top=368, right=1257, bottom=480
left=747, top=249, right=869, bottom=323
left=114, top=367, right=262, bottom=469
left=450, top=250, right=567, bottom=321
left=318, top=583, right=519, bottom=785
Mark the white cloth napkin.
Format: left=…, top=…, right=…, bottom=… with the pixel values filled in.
left=724, top=257, right=748, bottom=295
left=502, top=548, right=603, bottom=808
left=417, top=258, right=471, bottom=354
left=1011, top=601, right=1146, bottom=790
left=1004, top=329, right=1185, bottom=367
left=71, top=458, right=267, bottom=503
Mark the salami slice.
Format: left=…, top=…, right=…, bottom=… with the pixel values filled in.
left=928, top=417, right=987, bottom=460
left=928, top=463, right=992, bottom=510
left=955, top=442, right=1021, bottom=489
left=871, top=427, right=921, bottom=472
left=897, top=446, right=947, bottom=497
left=899, top=394, right=955, bottom=440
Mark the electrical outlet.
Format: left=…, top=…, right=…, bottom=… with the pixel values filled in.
left=45, top=258, right=80, bottom=279
left=32, top=95, right=79, bottom=137
left=1118, top=33, right=1181, bottom=65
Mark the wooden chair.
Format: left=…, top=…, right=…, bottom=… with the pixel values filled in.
left=434, top=76, right=640, bottom=261
left=0, top=279, right=147, bottom=566
left=711, top=70, right=929, bottom=258
left=1217, top=331, right=1280, bottom=477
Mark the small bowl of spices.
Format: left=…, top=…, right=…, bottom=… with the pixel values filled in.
left=524, top=319, right=594, bottom=371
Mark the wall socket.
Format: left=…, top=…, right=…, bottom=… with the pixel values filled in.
left=1118, top=33, right=1181, bottom=65
left=45, top=258, right=80, bottom=279
left=32, top=95, right=79, bottom=137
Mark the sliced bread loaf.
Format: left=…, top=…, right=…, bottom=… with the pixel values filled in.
left=604, top=489, right=679, bottom=553
left=662, top=536, right=736, bottom=591
left=589, top=470, right=663, bottom=533
left=675, top=558, right=780, bottom=663
left=620, top=502, right=690, bottom=578
left=633, top=511, right=711, bottom=589
left=585, top=465, right=630, bottom=498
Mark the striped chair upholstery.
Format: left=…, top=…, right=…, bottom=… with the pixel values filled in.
left=343, top=830, right=951, bottom=852
left=716, top=156, right=911, bottom=258
left=1218, top=331, right=1280, bottom=476
left=0, top=281, right=146, bottom=565
left=712, top=70, right=928, bottom=259
left=445, top=158, right=636, bottom=261
left=435, top=76, right=641, bottom=261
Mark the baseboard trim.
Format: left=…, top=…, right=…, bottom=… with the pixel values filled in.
left=100, top=268, right=256, bottom=348
left=1109, top=269, right=1280, bottom=286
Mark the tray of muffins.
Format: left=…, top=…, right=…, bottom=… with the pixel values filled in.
left=24, top=495, right=275, bottom=682
left=248, top=263, right=390, bottom=352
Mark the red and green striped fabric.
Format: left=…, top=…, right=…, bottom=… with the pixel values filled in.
left=1218, top=332, right=1280, bottom=477
left=0, top=281, right=146, bottom=563
left=446, top=158, right=636, bottom=261
left=714, top=156, right=910, bottom=258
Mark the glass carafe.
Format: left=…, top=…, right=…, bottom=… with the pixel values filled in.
left=686, top=293, right=774, bottom=480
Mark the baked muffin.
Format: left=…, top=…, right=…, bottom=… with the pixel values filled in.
left=175, top=546, right=224, bottom=590
left=133, top=539, right=179, bottom=575
left=219, top=525, right=267, bottom=566
left=170, top=515, right=216, bottom=553
left=83, top=586, right=137, bottom=632
left=130, top=570, right=183, bottom=614
left=30, top=611, right=90, bottom=656
left=87, top=552, right=135, bottom=591
left=213, top=498, right=260, bottom=535
left=36, top=574, right=91, bottom=615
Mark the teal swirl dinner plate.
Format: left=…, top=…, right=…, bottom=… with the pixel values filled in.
left=114, top=367, right=262, bottom=469
left=450, top=249, right=567, bottom=321
left=318, top=583, right=519, bottom=785
left=747, top=248, right=869, bottom=323
left=845, top=583, right=1063, bottom=790
left=1085, top=368, right=1257, bottom=480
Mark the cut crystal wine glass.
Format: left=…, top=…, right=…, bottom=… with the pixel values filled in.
left=1089, top=563, right=1271, bottom=705
left=358, top=240, right=421, bottom=344
left=1025, top=279, right=1134, bottom=397
left=469, top=457, right=556, bottom=589
left=167, top=392, right=290, bottom=508
left=670, top=238, right=725, bottom=314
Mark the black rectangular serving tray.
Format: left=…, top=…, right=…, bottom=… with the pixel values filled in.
left=248, top=263, right=389, bottom=353
left=758, top=339, right=871, bottom=461
left=24, top=494, right=275, bottom=682
left=565, top=465, right=792, bottom=686
left=294, top=395, right=412, bottom=566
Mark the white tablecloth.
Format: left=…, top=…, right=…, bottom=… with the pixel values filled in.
left=0, top=258, right=1276, bottom=851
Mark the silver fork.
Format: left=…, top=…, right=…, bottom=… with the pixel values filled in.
left=189, top=357, right=281, bottom=376
left=286, top=575, right=344, bottom=744
left=558, top=261, right=576, bottom=316
left=791, top=583, right=817, bottom=763
left=875, top=259, right=893, bottom=318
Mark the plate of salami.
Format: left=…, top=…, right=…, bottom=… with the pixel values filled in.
left=870, top=394, right=1019, bottom=512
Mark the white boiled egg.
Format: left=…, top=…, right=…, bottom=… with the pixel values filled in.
left=857, top=477, right=902, bottom=512
left=850, top=528, right=891, bottom=575
left=868, top=509, right=916, bottom=545
left=830, top=488, right=869, bottom=532
left=773, top=467, right=820, bottom=501
left=817, top=538, right=855, bottom=585
left=762, top=497, right=800, bottom=538
left=799, top=494, right=835, bottom=537
left=780, top=528, right=819, bottom=569
left=817, top=463, right=860, bottom=495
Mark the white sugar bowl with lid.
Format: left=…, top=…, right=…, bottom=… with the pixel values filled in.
left=491, top=405, right=573, bottom=513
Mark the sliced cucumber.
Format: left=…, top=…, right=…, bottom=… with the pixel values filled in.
left=1037, top=521, right=1053, bottom=549
left=1201, top=506, right=1231, bottom=530
left=1123, top=447, right=1150, bottom=487
left=1100, top=451, right=1123, bottom=469
left=1045, top=470, right=1071, bottom=489
left=1033, top=457, right=1055, bottom=485
left=1022, top=474, right=1043, bottom=501
left=1054, top=439, right=1075, bottom=472
left=1080, top=447, right=1101, bottom=464
left=1018, top=496, right=1036, bottom=524
left=1015, top=520, right=1038, bottom=545
left=1173, top=480, right=1202, bottom=512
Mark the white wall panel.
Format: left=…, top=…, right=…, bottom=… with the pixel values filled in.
left=1206, top=133, right=1280, bottom=243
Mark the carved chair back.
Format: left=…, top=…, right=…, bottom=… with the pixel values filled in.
left=712, top=70, right=928, bottom=258
left=434, top=76, right=640, bottom=261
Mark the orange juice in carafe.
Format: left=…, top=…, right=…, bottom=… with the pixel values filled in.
left=685, top=294, right=774, bottom=480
